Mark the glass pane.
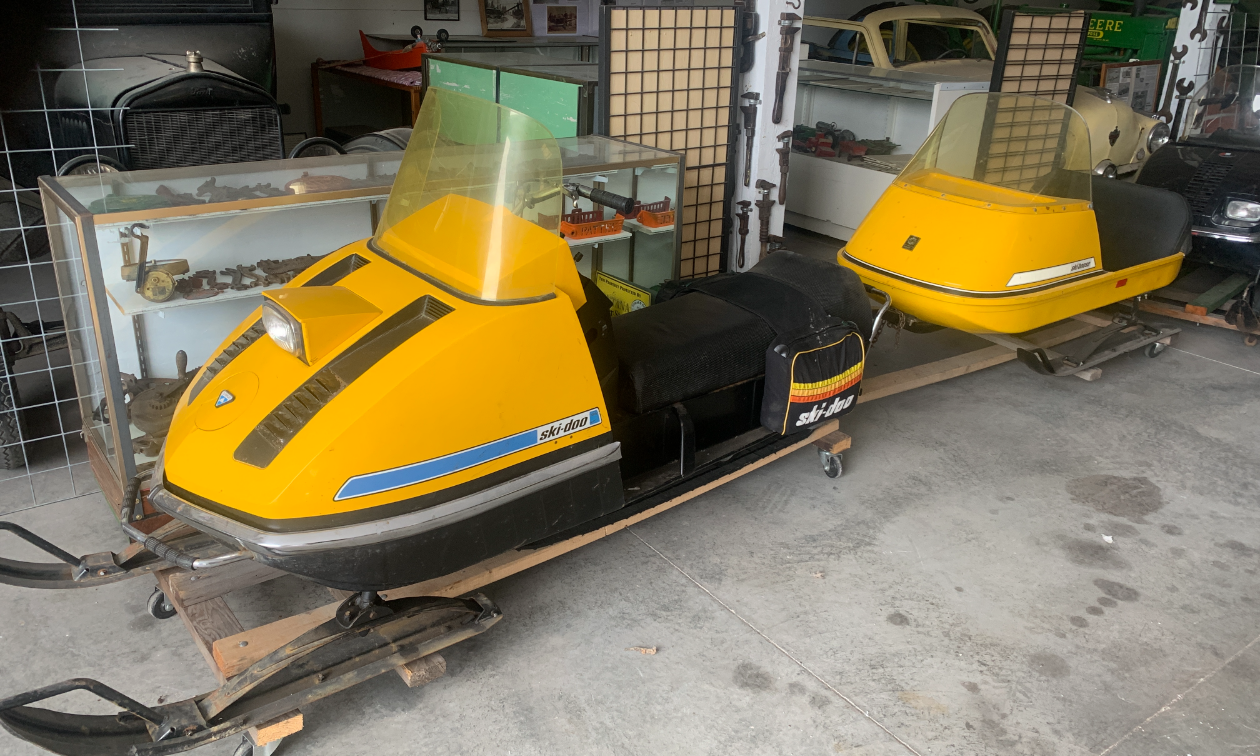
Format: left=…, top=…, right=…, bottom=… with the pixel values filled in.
left=891, top=21, right=994, bottom=65
left=1185, top=65, right=1260, bottom=149
left=899, top=92, right=1093, bottom=204
left=374, top=89, right=568, bottom=302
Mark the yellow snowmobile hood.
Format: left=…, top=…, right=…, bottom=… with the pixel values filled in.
left=161, top=214, right=605, bottom=525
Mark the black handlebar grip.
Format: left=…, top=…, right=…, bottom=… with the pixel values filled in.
left=584, top=188, right=637, bottom=216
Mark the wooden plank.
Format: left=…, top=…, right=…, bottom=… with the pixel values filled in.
left=397, top=653, right=446, bottom=688
left=858, top=319, right=1097, bottom=403
left=812, top=430, right=851, bottom=454
left=248, top=712, right=303, bottom=747
left=1140, top=298, right=1260, bottom=334
left=1187, top=273, right=1250, bottom=316
left=210, top=418, right=842, bottom=679
left=156, top=570, right=243, bottom=684
left=166, top=560, right=286, bottom=606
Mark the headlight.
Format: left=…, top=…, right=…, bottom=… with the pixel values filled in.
left=262, top=301, right=307, bottom=362
left=1225, top=200, right=1260, bottom=222
left=1147, top=122, right=1171, bottom=153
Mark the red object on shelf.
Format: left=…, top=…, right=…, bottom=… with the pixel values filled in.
left=836, top=141, right=867, bottom=157
left=561, top=209, right=624, bottom=239
left=359, top=31, right=428, bottom=70
left=623, top=197, right=674, bottom=228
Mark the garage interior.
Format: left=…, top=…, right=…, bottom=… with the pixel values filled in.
left=2, top=0, right=1259, bottom=754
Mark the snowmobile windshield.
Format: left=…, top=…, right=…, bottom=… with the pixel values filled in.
left=898, top=92, right=1092, bottom=207
left=1184, top=66, right=1260, bottom=151
left=373, top=88, right=567, bottom=303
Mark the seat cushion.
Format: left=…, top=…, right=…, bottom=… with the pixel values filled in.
left=612, top=251, right=872, bottom=414
left=1092, top=176, right=1191, bottom=271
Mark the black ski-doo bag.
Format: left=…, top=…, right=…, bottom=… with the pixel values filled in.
left=686, top=256, right=866, bottom=435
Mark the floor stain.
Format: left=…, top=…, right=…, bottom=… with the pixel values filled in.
left=1029, top=651, right=1071, bottom=678
left=787, top=682, right=805, bottom=696
left=1069, top=616, right=1089, bottom=628
left=733, top=661, right=774, bottom=691
left=887, top=611, right=910, bottom=626
left=898, top=690, right=948, bottom=714
left=809, top=693, right=831, bottom=710
left=1086, top=606, right=1104, bottom=616
left=1097, top=597, right=1118, bottom=608
left=962, top=681, right=980, bottom=693
left=1066, top=475, right=1164, bottom=522
left=1095, top=578, right=1140, bottom=601
left=1220, top=540, right=1258, bottom=558
left=1161, top=524, right=1184, bottom=536
left=1060, top=537, right=1130, bottom=569
left=1105, top=522, right=1140, bottom=538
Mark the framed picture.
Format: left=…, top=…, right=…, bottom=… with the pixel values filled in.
left=425, top=0, right=460, bottom=21
left=546, top=4, right=577, bottom=34
left=1099, top=59, right=1163, bottom=116
left=479, top=0, right=533, bottom=37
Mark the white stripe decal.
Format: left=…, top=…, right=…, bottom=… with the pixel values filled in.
left=1006, top=257, right=1096, bottom=287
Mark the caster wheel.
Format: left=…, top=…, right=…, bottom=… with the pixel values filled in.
left=147, top=588, right=177, bottom=620
left=437, top=28, right=450, bottom=43
left=411, top=24, right=424, bottom=40
left=819, top=449, right=843, bottom=478
left=1245, top=334, right=1258, bottom=347
left=1145, top=341, right=1168, bottom=358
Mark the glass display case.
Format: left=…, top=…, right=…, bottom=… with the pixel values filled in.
left=38, top=135, right=678, bottom=506
left=786, top=60, right=988, bottom=239
left=556, top=135, right=682, bottom=309
left=38, top=152, right=401, bottom=506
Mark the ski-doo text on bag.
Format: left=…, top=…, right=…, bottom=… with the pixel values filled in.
left=683, top=254, right=866, bottom=435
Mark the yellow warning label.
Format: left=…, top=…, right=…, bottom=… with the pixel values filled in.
left=594, top=271, right=653, bottom=316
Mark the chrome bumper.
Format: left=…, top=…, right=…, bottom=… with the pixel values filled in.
left=148, top=442, right=622, bottom=558
left=1191, top=226, right=1260, bottom=243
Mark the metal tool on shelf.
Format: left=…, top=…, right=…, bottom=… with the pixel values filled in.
left=740, top=93, right=761, bottom=188
left=734, top=200, right=752, bottom=269
left=772, top=13, right=802, bottom=124
left=775, top=130, right=792, bottom=204
left=754, top=179, right=777, bottom=257
left=122, top=224, right=189, bottom=304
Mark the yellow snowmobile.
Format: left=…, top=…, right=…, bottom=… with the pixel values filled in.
left=840, top=93, right=1190, bottom=375
left=0, top=90, right=873, bottom=755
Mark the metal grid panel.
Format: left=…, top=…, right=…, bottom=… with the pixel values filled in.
left=126, top=107, right=282, bottom=169
left=981, top=96, right=1071, bottom=191
left=992, top=11, right=1088, bottom=105
left=0, top=10, right=115, bottom=515
left=603, top=6, right=739, bottom=279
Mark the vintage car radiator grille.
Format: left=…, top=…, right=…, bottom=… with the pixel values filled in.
left=1184, top=162, right=1234, bottom=215
left=124, top=107, right=282, bottom=170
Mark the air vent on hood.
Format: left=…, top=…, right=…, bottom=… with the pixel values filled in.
left=1184, top=161, right=1234, bottom=215
left=188, top=321, right=266, bottom=403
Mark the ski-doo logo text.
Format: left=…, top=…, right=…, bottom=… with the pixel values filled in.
left=794, top=394, right=854, bottom=427
left=537, top=410, right=599, bottom=442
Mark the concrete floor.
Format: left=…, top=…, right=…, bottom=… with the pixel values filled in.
left=3, top=231, right=1260, bottom=756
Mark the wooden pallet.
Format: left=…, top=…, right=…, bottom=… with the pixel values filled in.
left=149, top=314, right=1101, bottom=747
left=1140, top=265, right=1260, bottom=346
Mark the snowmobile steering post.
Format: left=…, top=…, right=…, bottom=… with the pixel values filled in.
left=740, top=92, right=760, bottom=187
left=772, top=14, right=802, bottom=124
left=117, top=473, right=253, bottom=572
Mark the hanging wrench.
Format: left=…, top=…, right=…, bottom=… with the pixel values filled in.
left=1171, top=78, right=1197, bottom=139
left=1156, top=45, right=1188, bottom=122
left=1182, top=0, right=1196, bottom=10
left=1190, top=0, right=1210, bottom=42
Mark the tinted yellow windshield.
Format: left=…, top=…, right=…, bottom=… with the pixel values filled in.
left=374, top=89, right=568, bottom=302
left=899, top=92, right=1092, bottom=205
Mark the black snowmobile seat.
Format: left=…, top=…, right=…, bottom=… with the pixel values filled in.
left=611, top=251, right=873, bottom=415
left=1091, top=176, right=1191, bottom=272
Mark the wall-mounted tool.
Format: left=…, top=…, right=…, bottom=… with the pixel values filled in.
left=1171, top=78, right=1196, bottom=139
left=734, top=200, right=752, bottom=269
left=739, top=9, right=762, bottom=74
left=1189, top=0, right=1210, bottom=42
left=775, top=130, right=792, bottom=204
left=1156, top=45, right=1188, bottom=123
left=122, top=223, right=189, bottom=303
left=772, top=14, right=802, bottom=124
left=740, top=93, right=761, bottom=187
left=754, top=179, right=777, bottom=257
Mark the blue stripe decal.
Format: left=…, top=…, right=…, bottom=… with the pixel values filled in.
left=334, top=408, right=602, bottom=501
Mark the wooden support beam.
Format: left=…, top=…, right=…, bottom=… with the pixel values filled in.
left=156, top=570, right=243, bottom=684
left=1187, top=273, right=1249, bottom=316
left=812, top=430, right=851, bottom=454
left=210, top=418, right=843, bottom=679
left=1141, top=298, right=1260, bottom=334
left=248, top=711, right=303, bottom=747
left=166, top=560, right=285, bottom=606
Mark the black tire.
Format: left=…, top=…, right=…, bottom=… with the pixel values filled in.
left=437, top=28, right=450, bottom=42
left=1145, top=342, right=1167, bottom=358
left=56, top=154, right=126, bottom=176
left=288, top=137, right=346, bottom=160
left=411, top=24, right=424, bottom=39
left=824, top=455, right=842, bottom=478
left=147, top=589, right=177, bottom=620
left=0, top=356, right=25, bottom=470
left=0, top=176, right=51, bottom=265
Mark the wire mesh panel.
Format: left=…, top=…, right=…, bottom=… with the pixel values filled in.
left=601, top=5, right=740, bottom=279
left=991, top=11, right=1089, bottom=105
left=981, top=96, right=1073, bottom=191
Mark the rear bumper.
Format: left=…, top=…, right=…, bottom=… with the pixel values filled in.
left=149, top=442, right=624, bottom=590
